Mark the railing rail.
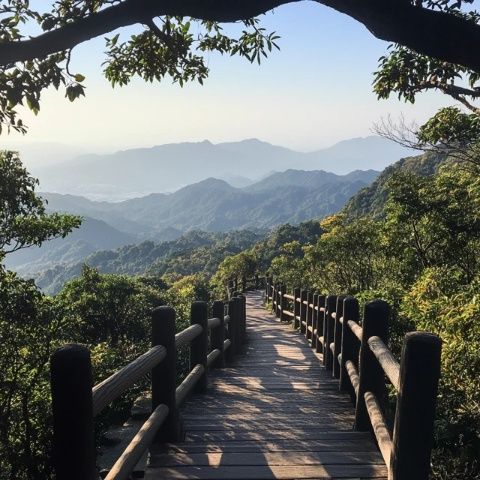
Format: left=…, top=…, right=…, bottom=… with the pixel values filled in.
left=50, top=293, right=248, bottom=480
left=265, top=278, right=442, bottom=480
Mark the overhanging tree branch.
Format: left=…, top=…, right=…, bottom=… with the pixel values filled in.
left=0, top=0, right=480, bottom=73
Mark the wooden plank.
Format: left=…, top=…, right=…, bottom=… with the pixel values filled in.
left=145, top=464, right=388, bottom=479
left=152, top=438, right=380, bottom=454
left=149, top=451, right=385, bottom=467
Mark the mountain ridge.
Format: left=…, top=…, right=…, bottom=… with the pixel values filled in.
left=31, top=136, right=411, bottom=200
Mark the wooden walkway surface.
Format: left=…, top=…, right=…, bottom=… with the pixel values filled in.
left=145, top=291, right=387, bottom=479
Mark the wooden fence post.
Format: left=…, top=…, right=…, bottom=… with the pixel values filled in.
left=255, top=274, right=259, bottom=289
left=211, top=300, right=226, bottom=368
left=324, top=295, right=337, bottom=370
left=51, top=344, right=96, bottom=480
left=276, top=284, right=282, bottom=319
left=312, top=293, right=319, bottom=350
left=226, top=298, right=237, bottom=363
left=233, top=296, right=243, bottom=354
left=280, top=288, right=288, bottom=322
left=238, top=293, right=247, bottom=344
left=306, top=291, right=314, bottom=343
left=333, top=295, right=346, bottom=379
left=339, top=296, right=360, bottom=399
left=190, top=301, right=208, bottom=392
left=300, top=289, right=308, bottom=335
left=293, top=287, right=301, bottom=330
left=316, top=295, right=326, bottom=354
left=354, top=300, right=390, bottom=431
left=390, top=332, right=442, bottom=480
left=152, top=306, right=180, bottom=441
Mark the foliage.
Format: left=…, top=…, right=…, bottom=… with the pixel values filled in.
left=403, top=268, right=480, bottom=479
left=0, top=151, right=81, bottom=258
left=0, top=270, right=67, bottom=480
left=0, top=1, right=279, bottom=132
left=342, top=151, right=447, bottom=220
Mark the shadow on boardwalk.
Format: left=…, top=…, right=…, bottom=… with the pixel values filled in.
left=146, top=291, right=387, bottom=479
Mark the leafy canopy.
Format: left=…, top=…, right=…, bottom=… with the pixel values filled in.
left=0, top=151, right=81, bottom=260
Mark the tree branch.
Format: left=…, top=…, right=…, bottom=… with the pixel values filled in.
left=0, top=0, right=480, bottom=75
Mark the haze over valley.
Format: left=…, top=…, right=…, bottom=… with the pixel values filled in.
left=13, top=135, right=412, bottom=201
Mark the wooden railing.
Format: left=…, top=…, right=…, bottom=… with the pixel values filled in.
left=49, top=294, right=247, bottom=480
left=227, top=274, right=264, bottom=297
left=266, top=279, right=442, bottom=480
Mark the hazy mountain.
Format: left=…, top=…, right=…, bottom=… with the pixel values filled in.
left=5, top=217, right=136, bottom=274
left=32, top=137, right=410, bottom=200
left=40, top=168, right=379, bottom=234
left=6, top=167, right=379, bottom=283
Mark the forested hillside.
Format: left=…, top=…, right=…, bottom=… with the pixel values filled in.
left=343, top=151, right=447, bottom=218
left=6, top=168, right=377, bottom=281
left=34, top=229, right=264, bottom=294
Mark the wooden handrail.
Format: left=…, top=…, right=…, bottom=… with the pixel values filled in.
left=368, top=335, right=400, bottom=391
left=207, top=317, right=221, bottom=330
left=176, top=364, right=205, bottom=407
left=265, top=278, right=442, bottom=480
left=364, top=391, right=392, bottom=466
left=50, top=293, right=248, bottom=480
left=347, top=319, right=363, bottom=342
left=92, top=345, right=167, bottom=417
left=175, top=324, right=203, bottom=349
left=104, top=404, right=169, bottom=480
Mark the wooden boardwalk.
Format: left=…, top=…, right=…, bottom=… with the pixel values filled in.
left=145, top=291, right=387, bottom=479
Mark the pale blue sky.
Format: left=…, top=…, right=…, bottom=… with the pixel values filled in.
left=5, top=2, right=449, bottom=152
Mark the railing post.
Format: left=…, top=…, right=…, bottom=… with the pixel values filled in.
left=152, top=306, right=180, bottom=441
left=276, top=284, right=281, bottom=318
left=211, top=300, right=225, bottom=368
left=233, top=296, right=243, bottom=354
left=226, top=298, right=237, bottom=363
left=311, top=293, right=319, bottom=350
left=339, top=296, right=360, bottom=399
left=242, top=275, right=247, bottom=292
left=280, top=288, right=287, bottom=322
left=300, top=289, right=308, bottom=335
left=354, top=300, right=390, bottom=431
left=238, top=293, right=247, bottom=344
left=190, top=301, right=208, bottom=392
left=255, top=274, right=259, bottom=289
left=390, top=332, right=442, bottom=480
left=51, top=344, right=96, bottom=480
left=293, top=287, right=301, bottom=329
left=316, top=295, right=326, bottom=354
left=305, top=291, right=313, bottom=343
left=324, top=295, right=337, bottom=370
left=271, top=283, right=276, bottom=314
left=333, top=295, right=346, bottom=379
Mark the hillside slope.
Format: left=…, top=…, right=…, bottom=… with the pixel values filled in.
left=342, top=152, right=447, bottom=219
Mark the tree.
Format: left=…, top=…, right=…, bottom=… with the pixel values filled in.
left=0, top=151, right=81, bottom=261
left=0, top=0, right=480, bottom=133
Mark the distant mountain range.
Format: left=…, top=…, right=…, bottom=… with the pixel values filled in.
left=28, top=136, right=411, bottom=200
left=4, top=168, right=379, bottom=276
